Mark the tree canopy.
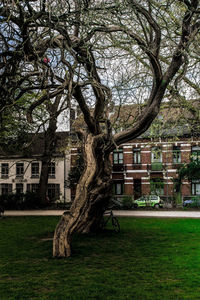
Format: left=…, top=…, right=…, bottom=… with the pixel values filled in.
left=1, top=0, right=199, bottom=141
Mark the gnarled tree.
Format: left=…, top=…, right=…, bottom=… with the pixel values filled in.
left=53, top=0, right=200, bottom=257
left=1, top=0, right=199, bottom=257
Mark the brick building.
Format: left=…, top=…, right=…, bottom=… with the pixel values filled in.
left=70, top=102, right=200, bottom=202
left=70, top=134, right=200, bottom=202
left=111, top=135, right=200, bottom=200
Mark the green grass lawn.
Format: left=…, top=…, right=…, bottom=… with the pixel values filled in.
left=1, top=217, right=200, bottom=300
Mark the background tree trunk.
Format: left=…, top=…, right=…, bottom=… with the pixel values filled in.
left=38, top=157, right=50, bottom=204
left=53, top=133, right=112, bottom=257
left=38, top=101, right=59, bottom=203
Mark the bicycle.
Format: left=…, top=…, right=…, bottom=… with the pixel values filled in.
left=100, top=210, right=120, bottom=233
left=0, top=205, right=4, bottom=218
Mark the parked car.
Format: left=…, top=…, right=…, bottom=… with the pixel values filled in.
left=183, top=197, right=200, bottom=207
left=133, top=195, right=163, bottom=209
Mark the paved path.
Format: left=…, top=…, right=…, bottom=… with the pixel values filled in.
left=3, top=209, right=200, bottom=218
left=113, top=210, right=200, bottom=218
left=4, top=210, right=66, bottom=216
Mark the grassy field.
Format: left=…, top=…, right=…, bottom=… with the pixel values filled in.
left=1, top=216, right=200, bottom=299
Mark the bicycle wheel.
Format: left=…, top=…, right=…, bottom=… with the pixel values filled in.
left=112, top=216, right=120, bottom=233
left=99, top=217, right=107, bottom=231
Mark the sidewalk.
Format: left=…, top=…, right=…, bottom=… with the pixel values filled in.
left=3, top=209, right=200, bottom=218
left=113, top=210, right=200, bottom=218
left=4, top=210, right=66, bottom=216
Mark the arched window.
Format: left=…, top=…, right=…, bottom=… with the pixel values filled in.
left=151, top=147, right=162, bottom=163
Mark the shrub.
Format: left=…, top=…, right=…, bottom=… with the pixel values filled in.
left=0, top=192, right=45, bottom=210
left=23, top=192, right=43, bottom=209
left=122, top=195, right=134, bottom=209
left=0, top=194, right=23, bottom=210
left=108, top=197, right=123, bottom=209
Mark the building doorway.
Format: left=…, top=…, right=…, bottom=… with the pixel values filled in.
left=134, top=179, right=141, bottom=199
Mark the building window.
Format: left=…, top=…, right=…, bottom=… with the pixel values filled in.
left=173, top=179, right=179, bottom=193
left=48, top=162, right=56, bottom=178
left=113, top=149, right=123, bottom=164
left=134, top=179, right=142, bottom=199
left=114, top=182, right=124, bottom=195
left=151, top=147, right=162, bottom=163
left=47, top=184, right=60, bottom=200
left=173, top=146, right=181, bottom=163
left=133, top=149, right=141, bottom=164
left=31, top=162, right=39, bottom=178
left=27, top=184, right=39, bottom=193
left=150, top=178, right=164, bottom=195
left=192, top=180, right=200, bottom=195
left=1, top=163, right=9, bottom=178
left=191, top=146, right=200, bottom=162
left=16, top=183, right=23, bottom=194
left=0, top=184, right=12, bottom=195
left=16, top=163, right=24, bottom=178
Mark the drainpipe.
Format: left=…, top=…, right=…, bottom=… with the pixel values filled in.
left=166, top=142, right=169, bottom=203
left=64, top=152, right=66, bottom=204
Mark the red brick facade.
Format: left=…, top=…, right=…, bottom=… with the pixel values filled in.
left=111, top=138, right=200, bottom=200
left=71, top=137, right=200, bottom=201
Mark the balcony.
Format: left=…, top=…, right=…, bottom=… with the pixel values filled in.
left=151, top=162, right=163, bottom=172
left=16, top=174, right=24, bottom=179
left=112, top=164, right=124, bottom=172
left=1, top=175, right=9, bottom=179
left=132, top=164, right=142, bottom=170
left=172, top=163, right=183, bottom=170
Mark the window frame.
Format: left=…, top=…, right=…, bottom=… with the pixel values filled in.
left=114, top=182, right=124, bottom=195
left=133, top=148, right=141, bottom=164
left=48, top=162, right=56, bottom=178
left=192, top=180, right=200, bottom=195
left=31, top=162, right=39, bottom=178
left=113, top=149, right=123, bottom=165
left=191, top=146, right=200, bottom=162
left=16, top=163, right=24, bottom=178
left=1, top=163, right=9, bottom=178
left=150, top=178, right=164, bottom=195
left=27, top=183, right=39, bottom=193
left=47, top=184, right=60, bottom=200
left=151, top=147, right=162, bottom=163
left=0, top=183, right=12, bottom=195
left=173, top=146, right=181, bottom=164
left=16, top=183, right=23, bottom=194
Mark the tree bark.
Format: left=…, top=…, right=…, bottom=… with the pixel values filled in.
left=38, top=156, right=50, bottom=204
left=53, top=133, right=112, bottom=257
left=38, top=102, right=58, bottom=203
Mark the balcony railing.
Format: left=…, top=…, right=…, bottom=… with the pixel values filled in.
left=132, top=164, right=142, bottom=170
left=112, top=164, right=124, bottom=172
left=151, top=162, right=163, bottom=171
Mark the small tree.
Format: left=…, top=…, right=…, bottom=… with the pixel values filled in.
left=177, top=160, right=200, bottom=193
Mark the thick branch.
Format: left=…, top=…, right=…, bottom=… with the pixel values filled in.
left=112, top=0, right=199, bottom=150
left=72, top=85, right=96, bottom=134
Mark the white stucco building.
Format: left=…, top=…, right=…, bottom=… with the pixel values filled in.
left=0, top=132, right=71, bottom=203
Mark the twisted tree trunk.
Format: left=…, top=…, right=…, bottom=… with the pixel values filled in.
left=53, top=133, right=112, bottom=257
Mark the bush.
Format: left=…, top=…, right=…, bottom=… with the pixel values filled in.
left=23, top=192, right=43, bottom=209
left=0, top=192, right=44, bottom=210
left=108, top=197, right=123, bottom=209
left=0, top=194, right=22, bottom=210
left=108, top=195, right=134, bottom=210
left=121, top=195, right=134, bottom=209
